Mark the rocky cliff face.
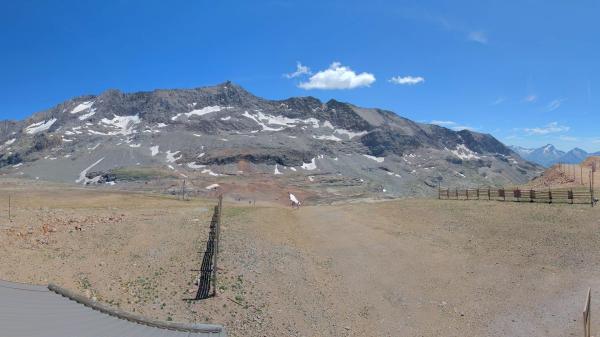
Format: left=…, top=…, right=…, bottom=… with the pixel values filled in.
left=0, top=82, right=542, bottom=197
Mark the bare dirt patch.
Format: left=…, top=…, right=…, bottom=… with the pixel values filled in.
left=1, top=180, right=600, bottom=336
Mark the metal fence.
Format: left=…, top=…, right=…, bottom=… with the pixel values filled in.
left=439, top=186, right=596, bottom=206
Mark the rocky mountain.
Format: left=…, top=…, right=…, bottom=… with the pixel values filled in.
left=510, top=144, right=600, bottom=167
left=0, top=82, right=542, bottom=198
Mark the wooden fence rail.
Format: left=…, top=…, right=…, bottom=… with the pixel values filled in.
left=194, top=195, right=223, bottom=300
left=439, top=187, right=596, bottom=206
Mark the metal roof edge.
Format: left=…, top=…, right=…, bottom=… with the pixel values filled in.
left=47, top=283, right=226, bottom=335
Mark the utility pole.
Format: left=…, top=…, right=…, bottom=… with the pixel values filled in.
left=181, top=180, right=186, bottom=201
left=592, top=163, right=596, bottom=207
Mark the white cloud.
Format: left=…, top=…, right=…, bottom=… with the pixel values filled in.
left=468, top=31, right=488, bottom=44
left=298, top=62, right=375, bottom=90
left=492, top=97, right=505, bottom=105
left=431, top=120, right=456, bottom=127
left=431, top=120, right=476, bottom=131
left=546, top=98, right=566, bottom=111
left=558, top=135, right=578, bottom=142
left=284, top=62, right=311, bottom=79
left=524, top=122, right=570, bottom=135
left=453, top=125, right=476, bottom=131
left=389, top=76, right=424, bottom=85
left=523, top=95, right=538, bottom=103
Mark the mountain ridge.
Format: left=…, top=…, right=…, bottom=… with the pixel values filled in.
left=0, top=82, right=542, bottom=198
left=510, top=144, right=600, bottom=167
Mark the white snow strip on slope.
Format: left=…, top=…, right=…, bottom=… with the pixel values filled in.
left=363, top=154, right=385, bottom=163
left=70, top=101, right=94, bottom=114
left=150, top=145, right=159, bottom=156
left=335, top=129, right=368, bottom=139
left=171, top=106, right=229, bottom=121
left=450, top=144, right=481, bottom=160
left=202, top=168, right=221, bottom=176
left=100, top=115, right=140, bottom=135
left=4, top=138, right=15, bottom=145
left=313, top=135, right=342, bottom=142
left=220, top=116, right=231, bottom=121
left=165, top=150, right=182, bottom=163
left=289, top=193, right=299, bottom=204
left=206, top=184, right=220, bottom=190
left=187, top=162, right=206, bottom=169
left=76, top=158, right=105, bottom=184
left=78, top=110, right=96, bottom=120
left=242, top=110, right=319, bottom=131
left=274, top=164, right=282, bottom=175
left=322, top=121, right=334, bottom=129
left=301, top=158, right=317, bottom=170
left=25, top=119, right=57, bottom=134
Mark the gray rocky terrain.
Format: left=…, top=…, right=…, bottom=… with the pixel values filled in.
left=0, top=81, right=542, bottom=198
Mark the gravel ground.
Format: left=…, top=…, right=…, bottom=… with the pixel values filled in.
left=1, top=180, right=600, bottom=336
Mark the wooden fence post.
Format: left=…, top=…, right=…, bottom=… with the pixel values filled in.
left=488, top=188, right=491, bottom=201
left=584, top=288, right=591, bottom=337
left=466, top=189, right=469, bottom=200
left=212, top=195, right=223, bottom=298
left=549, top=189, right=553, bottom=204
left=569, top=189, right=574, bottom=205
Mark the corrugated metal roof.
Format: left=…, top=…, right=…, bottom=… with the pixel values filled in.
left=0, top=280, right=227, bottom=337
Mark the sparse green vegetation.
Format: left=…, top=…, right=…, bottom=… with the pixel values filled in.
left=111, top=167, right=176, bottom=181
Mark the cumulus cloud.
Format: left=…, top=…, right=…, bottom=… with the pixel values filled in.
left=298, top=62, right=375, bottom=90
left=284, top=62, right=311, bottom=79
left=546, top=98, right=566, bottom=112
left=389, top=76, right=425, bottom=85
left=468, top=31, right=488, bottom=44
left=524, top=122, right=570, bottom=135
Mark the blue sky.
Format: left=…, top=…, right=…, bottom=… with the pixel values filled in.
left=1, top=0, right=598, bottom=151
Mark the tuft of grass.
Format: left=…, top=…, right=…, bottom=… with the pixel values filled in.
left=111, top=167, right=176, bottom=181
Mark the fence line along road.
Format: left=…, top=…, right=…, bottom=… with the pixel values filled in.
left=439, top=186, right=596, bottom=206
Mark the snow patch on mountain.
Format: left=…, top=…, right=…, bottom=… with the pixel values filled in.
left=450, top=144, right=480, bottom=160
left=363, top=154, right=385, bottom=163
left=335, top=129, right=368, bottom=139
left=171, top=106, right=229, bottom=121
left=100, top=115, right=140, bottom=136
left=70, top=101, right=94, bottom=114
left=165, top=150, right=182, bottom=163
left=301, top=158, right=317, bottom=170
left=75, top=158, right=105, bottom=184
left=25, top=119, right=57, bottom=134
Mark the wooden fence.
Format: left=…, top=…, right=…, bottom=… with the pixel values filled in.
left=439, top=186, right=596, bottom=206
left=194, top=195, right=223, bottom=300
